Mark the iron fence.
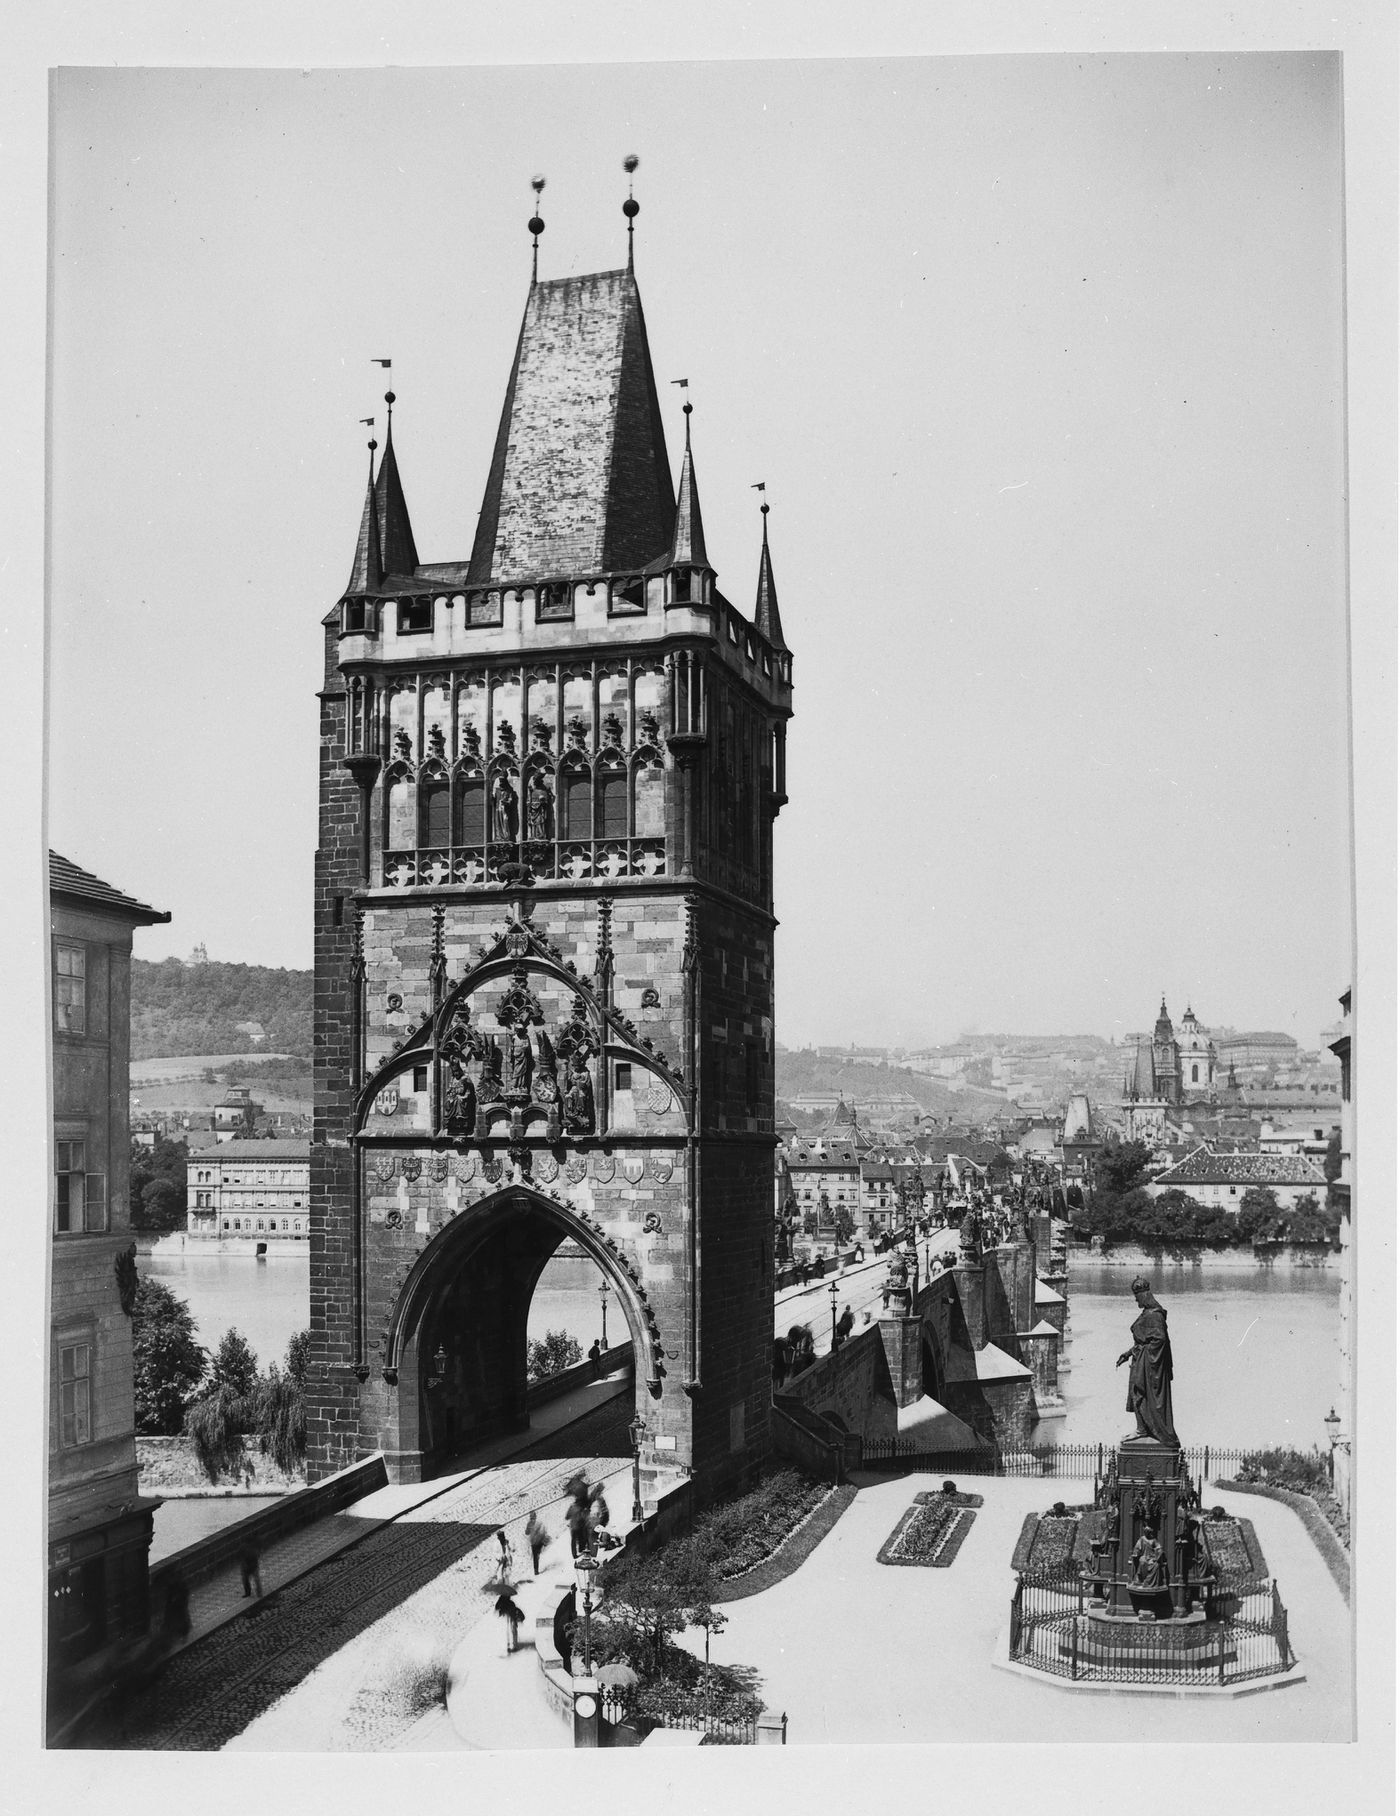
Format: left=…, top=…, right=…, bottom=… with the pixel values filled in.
left=859, top=1440, right=1247, bottom=1482
left=598, top=1685, right=775, bottom=1745
left=1007, top=1573, right=1294, bottom=1686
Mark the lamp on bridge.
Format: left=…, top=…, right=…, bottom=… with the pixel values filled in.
left=629, top=1413, right=646, bottom=1525
left=572, top=1554, right=601, bottom=1748
left=598, top=1278, right=610, bottom=1349
left=426, top=1343, right=448, bottom=1390
left=828, top=1279, right=839, bottom=1348
left=1323, top=1405, right=1341, bottom=1483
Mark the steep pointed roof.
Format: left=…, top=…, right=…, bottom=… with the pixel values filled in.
left=375, top=415, right=419, bottom=580
left=754, top=507, right=788, bottom=650
left=668, top=407, right=710, bottom=568
left=469, top=268, right=675, bottom=584
left=345, top=445, right=382, bottom=594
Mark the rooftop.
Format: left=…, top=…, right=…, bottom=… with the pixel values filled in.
left=49, top=852, right=170, bottom=925
left=200, top=1139, right=311, bottom=1163
left=1154, top=1146, right=1327, bottom=1187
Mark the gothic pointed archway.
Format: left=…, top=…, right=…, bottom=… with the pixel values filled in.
left=370, top=1183, right=654, bottom=1479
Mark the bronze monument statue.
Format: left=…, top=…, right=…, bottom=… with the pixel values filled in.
left=1116, top=1275, right=1179, bottom=1448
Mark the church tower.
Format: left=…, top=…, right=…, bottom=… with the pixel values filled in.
left=308, top=178, right=793, bottom=1502
left=1177, top=1002, right=1215, bottom=1101
left=1150, top=997, right=1183, bottom=1107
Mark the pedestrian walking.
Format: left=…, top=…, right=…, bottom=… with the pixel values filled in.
left=566, top=1497, right=592, bottom=1559
left=586, top=1486, right=610, bottom=1549
left=495, top=1590, right=526, bottom=1653
left=238, top=1544, right=263, bottom=1600
left=588, top=1338, right=603, bottom=1379
left=836, top=1305, right=855, bottom=1345
left=492, top=1527, right=516, bottom=1586
left=524, top=1509, right=549, bottom=1576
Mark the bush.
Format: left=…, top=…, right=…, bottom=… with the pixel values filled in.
left=1236, top=1447, right=1331, bottom=1495
left=254, top=1365, right=307, bottom=1475
left=184, top=1382, right=254, bottom=1482
left=526, top=1329, right=583, bottom=1383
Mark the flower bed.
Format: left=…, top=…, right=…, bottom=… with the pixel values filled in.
left=878, top=1488, right=982, bottom=1568
left=690, top=1466, right=833, bottom=1580
left=1231, top=1448, right=1350, bottom=1551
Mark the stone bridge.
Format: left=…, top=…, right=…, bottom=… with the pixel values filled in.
left=776, top=1228, right=1067, bottom=1454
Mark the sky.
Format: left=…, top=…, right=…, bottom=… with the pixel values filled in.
left=47, top=54, right=1352, bottom=1049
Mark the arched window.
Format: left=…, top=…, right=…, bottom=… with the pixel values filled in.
left=562, top=767, right=591, bottom=840
left=598, top=769, right=627, bottom=840
left=421, top=782, right=450, bottom=847
left=633, top=761, right=665, bottom=837
left=294, top=1220, right=302, bottom=1232
left=1191, top=1063, right=1199, bottom=1084
left=456, top=776, right=486, bottom=845
left=233, top=1220, right=241, bottom=1230
left=387, top=777, right=416, bottom=849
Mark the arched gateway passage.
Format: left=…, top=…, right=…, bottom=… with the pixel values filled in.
left=377, top=1184, right=646, bottom=1478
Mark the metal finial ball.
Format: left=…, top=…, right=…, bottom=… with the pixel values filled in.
left=369, top=438, right=378, bottom=451
left=623, top=198, right=639, bottom=219
left=761, top=502, right=770, bottom=516
left=384, top=390, right=395, bottom=406
left=528, top=215, right=545, bottom=236
left=623, top=154, right=639, bottom=174
left=683, top=402, right=692, bottom=416
left=531, top=174, right=546, bottom=194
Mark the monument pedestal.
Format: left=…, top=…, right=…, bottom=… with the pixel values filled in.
left=1092, top=1440, right=1204, bottom=1621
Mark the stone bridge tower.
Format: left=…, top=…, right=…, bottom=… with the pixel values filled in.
left=308, top=197, right=793, bottom=1502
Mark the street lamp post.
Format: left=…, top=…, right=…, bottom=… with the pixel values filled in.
left=575, top=1555, right=599, bottom=1673
left=828, top=1279, right=838, bottom=1349
left=598, top=1278, right=610, bottom=1350
left=629, top=1414, right=646, bottom=1525
left=1323, top=1406, right=1341, bottom=1485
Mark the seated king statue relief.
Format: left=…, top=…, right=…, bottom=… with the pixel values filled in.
left=1116, top=1275, right=1180, bottom=1448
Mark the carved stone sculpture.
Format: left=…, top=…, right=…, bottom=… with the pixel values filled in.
left=565, top=1060, right=595, bottom=1135
left=526, top=773, right=554, bottom=841
left=504, top=1024, right=533, bottom=1098
left=478, top=1035, right=504, bottom=1107
left=491, top=772, right=519, bottom=842
left=532, top=1029, right=561, bottom=1108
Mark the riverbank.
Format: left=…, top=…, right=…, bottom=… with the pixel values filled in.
left=137, top=1233, right=307, bottom=1259
left=1068, top=1241, right=1337, bottom=1271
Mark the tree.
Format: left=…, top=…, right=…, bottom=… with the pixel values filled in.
left=1236, top=1186, right=1282, bottom=1243
left=1097, top=1139, right=1153, bottom=1197
left=130, top=1136, right=190, bottom=1231
left=132, top=1276, right=206, bottom=1434
left=284, top=1327, right=311, bottom=1387
left=526, top=1329, right=583, bottom=1383
left=209, top=1327, right=259, bottom=1398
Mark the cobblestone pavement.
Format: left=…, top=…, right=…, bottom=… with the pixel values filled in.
left=97, top=1413, right=640, bottom=1753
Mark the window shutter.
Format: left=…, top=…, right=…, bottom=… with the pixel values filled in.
left=85, top=1173, right=107, bottom=1234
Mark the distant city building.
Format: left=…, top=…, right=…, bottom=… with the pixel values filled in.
left=48, top=853, right=169, bottom=1721
left=1211, top=1029, right=1300, bottom=1072
left=213, top=1084, right=263, bottom=1140
left=1149, top=1144, right=1327, bottom=1211
left=186, top=1138, right=311, bottom=1240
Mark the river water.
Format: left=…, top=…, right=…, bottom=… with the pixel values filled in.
left=1055, top=1259, right=1340, bottom=1452
left=140, top=1246, right=611, bottom=1376
left=139, top=1249, right=1341, bottom=1454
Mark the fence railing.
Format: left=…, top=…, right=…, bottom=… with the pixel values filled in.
left=598, top=1686, right=781, bottom=1745
left=1007, top=1573, right=1294, bottom=1686
left=859, top=1440, right=1248, bottom=1482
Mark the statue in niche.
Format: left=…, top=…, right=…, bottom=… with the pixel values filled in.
left=491, top=772, right=519, bottom=842
left=532, top=1029, right=561, bottom=1110
left=1128, top=1531, right=1168, bottom=1592
left=443, top=1055, right=477, bottom=1138
left=478, top=1035, right=504, bottom=1106
left=959, top=1208, right=981, bottom=1259
left=564, top=1059, right=595, bottom=1135
left=526, top=773, right=554, bottom=842
left=1117, top=1276, right=1180, bottom=1448
left=504, top=1022, right=534, bottom=1098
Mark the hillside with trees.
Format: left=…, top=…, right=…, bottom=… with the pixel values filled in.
left=775, top=1047, right=1007, bottom=1122
left=131, top=957, right=312, bottom=1059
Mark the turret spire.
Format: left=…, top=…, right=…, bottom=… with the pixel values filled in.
left=668, top=401, right=710, bottom=569
left=375, top=391, right=419, bottom=579
left=346, top=432, right=382, bottom=594
left=754, top=500, right=788, bottom=651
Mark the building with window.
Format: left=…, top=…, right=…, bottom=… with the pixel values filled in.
left=186, top=1138, right=311, bottom=1241
left=1148, top=1144, right=1327, bottom=1211
left=212, top=1084, right=263, bottom=1139
left=48, top=852, right=169, bottom=1724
